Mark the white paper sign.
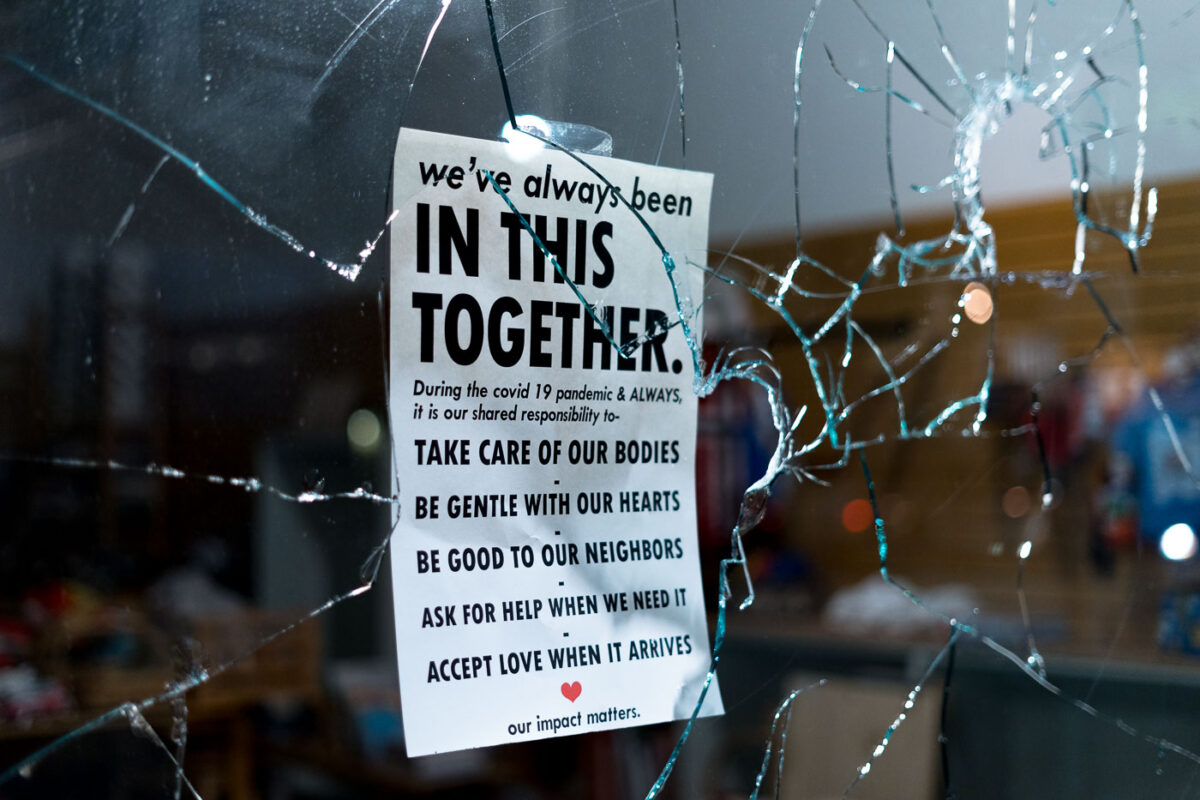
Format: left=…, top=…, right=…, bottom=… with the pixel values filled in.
left=389, top=128, right=721, bottom=756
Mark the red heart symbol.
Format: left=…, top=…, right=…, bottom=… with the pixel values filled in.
left=561, top=681, right=582, bottom=702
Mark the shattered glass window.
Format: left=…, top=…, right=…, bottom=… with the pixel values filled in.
left=2, top=0, right=1200, bottom=797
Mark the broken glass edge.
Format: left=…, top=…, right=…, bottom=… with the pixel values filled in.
left=1, top=39, right=413, bottom=282
left=3, top=0, right=1200, bottom=795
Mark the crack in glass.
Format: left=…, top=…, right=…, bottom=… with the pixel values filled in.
left=2, top=0, right=1200, bottom=796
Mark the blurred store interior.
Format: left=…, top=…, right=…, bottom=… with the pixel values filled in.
left=2, top=1, right=1200, bottom=798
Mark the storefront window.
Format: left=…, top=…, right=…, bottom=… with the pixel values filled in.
left=2, top=1, right=1200, bottom=797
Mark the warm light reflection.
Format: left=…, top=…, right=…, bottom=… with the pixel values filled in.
left=841, top=498, right=874, bottom=533
left=1001, top=485, right=1031, bottom=518
left=962, top=281, right=994, bottom=324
